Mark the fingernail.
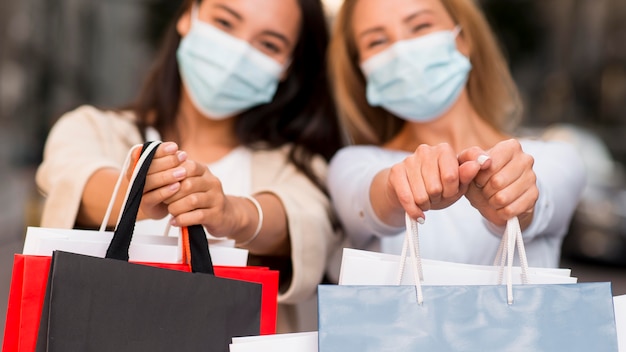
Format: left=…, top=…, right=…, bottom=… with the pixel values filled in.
left=170, top=218, right=178, bottom=226
left=477, top=154, right=490, bottom=166
left=169, top=182, right=180, bottom=191
left=172, top=168, right=186, bottom=178
left=417, top=217, right=425, bottom=225
left=164, top=142, right=177, bottom=153
left=177, top=151, right=187, bottom=162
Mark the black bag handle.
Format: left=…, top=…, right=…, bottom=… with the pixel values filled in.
left=105, top=142, right=214, bottom=274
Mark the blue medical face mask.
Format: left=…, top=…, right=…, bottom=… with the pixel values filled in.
left=176, top=7, right=285, bottom=119
left=360, top=27, right=472, bottom=122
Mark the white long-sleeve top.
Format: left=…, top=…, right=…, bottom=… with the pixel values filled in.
left=327, top=139, right=586, bottom=268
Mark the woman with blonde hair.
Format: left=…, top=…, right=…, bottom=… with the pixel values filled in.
left=327, top=0, right=585, bottom=267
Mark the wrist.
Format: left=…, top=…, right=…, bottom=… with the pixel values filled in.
left=226, top=195, right=262, bottom=246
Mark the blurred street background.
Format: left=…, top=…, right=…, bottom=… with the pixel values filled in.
left=2, top=0, right=626, bottom=341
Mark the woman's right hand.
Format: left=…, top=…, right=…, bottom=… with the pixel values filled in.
left=131, top=142, right=188, bottom=220
left=374, top=143, right=489, bottom=226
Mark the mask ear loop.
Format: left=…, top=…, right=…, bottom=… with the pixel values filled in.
left=189, top=1, right=200, bottom=26
left=452, top=25, right=462, bottom=37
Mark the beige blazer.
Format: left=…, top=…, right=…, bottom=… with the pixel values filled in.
left=36, top=105, right=341, bottom=332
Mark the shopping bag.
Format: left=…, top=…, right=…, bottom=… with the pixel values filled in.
left=23, top=226, right=248, bottom=266
left=318, top=216, right=619, bottom=351
left=229, top=331, right=318, bottom=352
left=339, top=248, right=576, bottom=285
left=30, top=142, right=261, bottom=351
left=2, top=256, right=279, bottom=352
left=615, top=295, right=626, bottom=351
left=22, top=142, right=248, bottom=266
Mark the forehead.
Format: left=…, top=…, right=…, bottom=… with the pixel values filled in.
left=352, top=0, right=449, bottom=33
left=200, top=0, right=302, bottom=36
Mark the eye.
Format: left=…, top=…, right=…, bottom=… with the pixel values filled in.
left=213, top=17, right=233, bottom=30
left=259, top=41, right=281, bottom=55
left=411, top=23, right=431, bottom=33
left=366, top=38, right=388, bottom=49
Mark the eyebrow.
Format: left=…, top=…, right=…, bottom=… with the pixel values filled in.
left=358, top=9, right=433, bottom=39
left=213, top=3, right=242, bottom=21
left=213, top=3, right=292, bottom=47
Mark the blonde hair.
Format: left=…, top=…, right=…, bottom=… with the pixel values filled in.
left=328, top=0, right=522, bottom=145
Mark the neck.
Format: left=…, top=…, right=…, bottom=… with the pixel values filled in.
left=385, top=91, right=507, bottom=153
left=168, top=90, right=240, bottom=164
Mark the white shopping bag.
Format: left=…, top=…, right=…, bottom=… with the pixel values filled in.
left=23, top=143, right=249, bottom=266
left=229, top=332, right=317, bottom=352
left=23, top=226, right=248, bottom=266
left=615, top=295, right=626, bottom=352
left=339, top=218, right=577, bottom=286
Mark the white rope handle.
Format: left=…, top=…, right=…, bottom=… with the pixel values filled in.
left=495, top=217, right=530, bottom=304
left=399, top=215, right=528, bottom=306
left=397, top=214, right=424, bottom=304
left=99, top=141, right=161, bottom=232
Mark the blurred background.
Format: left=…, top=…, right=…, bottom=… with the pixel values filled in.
left=1, top=0, right=626, bottom=340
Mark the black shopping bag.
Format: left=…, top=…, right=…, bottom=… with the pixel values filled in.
left=35, top=142, right=261, bottom=352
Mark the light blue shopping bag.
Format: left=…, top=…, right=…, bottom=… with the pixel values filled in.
left=318, top=217, right=619, bottom=351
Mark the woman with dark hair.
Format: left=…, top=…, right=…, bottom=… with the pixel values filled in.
left=36, top=0, right=342, bottom=332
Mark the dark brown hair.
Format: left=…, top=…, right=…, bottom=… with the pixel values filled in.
left=130, top=0, right=342, bottom=190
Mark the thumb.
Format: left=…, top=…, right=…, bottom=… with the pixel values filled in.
left=458, top=160, right=481, bottom=185
left=458, top=146, right=491, bottom=170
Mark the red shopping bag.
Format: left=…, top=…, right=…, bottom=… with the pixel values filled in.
left=2, top=254, right=278, bottom=352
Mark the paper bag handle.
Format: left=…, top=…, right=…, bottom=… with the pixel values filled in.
left=105, top=142, right=214, bottom=275
left=399, top=215, right=528, bottom=305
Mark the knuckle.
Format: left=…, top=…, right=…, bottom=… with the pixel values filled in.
left=426, top=184, right=443, bottom=196
left=396, top=190, right=413, bottom=206
left=441, top=171, right=457, bottom=185
left=498, top=205, right=517, bottom=220
left=489, top=175, right=505, bottom=190
left=491, top=192, right=509, bottom=207
left=188, top=193, right=201, bottom=208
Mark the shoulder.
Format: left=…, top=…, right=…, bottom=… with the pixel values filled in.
left=52, top=105, right=137, bottom=133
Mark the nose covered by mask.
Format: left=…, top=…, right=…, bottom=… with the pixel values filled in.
left=176, top=7, right=286, bottom=119
left=361, top=27, right=471, bottom=122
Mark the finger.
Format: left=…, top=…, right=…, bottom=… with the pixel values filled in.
left=170, top=208, right=212, bottom=229
left=147, top=150, right=188, bottom=175
left=458, top=160, right=482, bottom=185
left=474, top=139, right=520, bottom=187
left=480, top=153, right=534, bottom=198
left=388, top=163, right=426, bottom=220
left=167, top=190, right=224, bottom=219
left=155, top=142, right=179, bottom=157
left=438, top=150, right=460, bottom=199
left=144, top=167, right=187, bottom=192
left=142, top=182, right=181, bottom=206
left=487, top=170, right=538, bottom=214
left=180, top=159, right=211, bottom=178
left=457, top=146, right=490, bottom=170
left=419, top=150, right=443, bottom=205
left=493, top=185, right=538, bottom=223
left=165, top=172, right=223, bottom=204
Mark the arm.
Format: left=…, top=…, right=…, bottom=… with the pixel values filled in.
left=142, top=145, right=290, bottom=256
left=329, top=146, right=486, bottom=246
left=513, top=140, right=586, bottom=240
left=36, top=106, right=142, bottom=228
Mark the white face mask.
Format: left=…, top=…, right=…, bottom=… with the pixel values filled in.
left=176, top=6, right=286, bottom=119
left=361, top=27, right=471, bottom=122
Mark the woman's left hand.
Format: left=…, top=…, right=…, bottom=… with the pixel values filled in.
left=163, top=159, right=242, bottom=237
left=461, top=139, right=538, bottom=228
